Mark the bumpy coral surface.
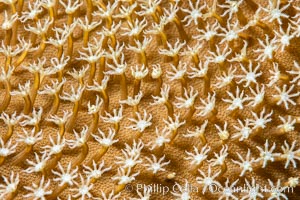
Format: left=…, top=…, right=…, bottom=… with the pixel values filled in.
left=0, top=0, right=299, bottom=199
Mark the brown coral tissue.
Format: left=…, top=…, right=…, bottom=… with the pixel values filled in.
left=0, top=0, right=300, bottom=199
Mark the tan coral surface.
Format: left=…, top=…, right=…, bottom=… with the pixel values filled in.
left=0, top=0, right=299, bottom=199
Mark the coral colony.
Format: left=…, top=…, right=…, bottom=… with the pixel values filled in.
left=0, top=0, right=300, bottom=199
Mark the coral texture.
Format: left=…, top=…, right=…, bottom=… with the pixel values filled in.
left=0, top=0, right=299, bottom=199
